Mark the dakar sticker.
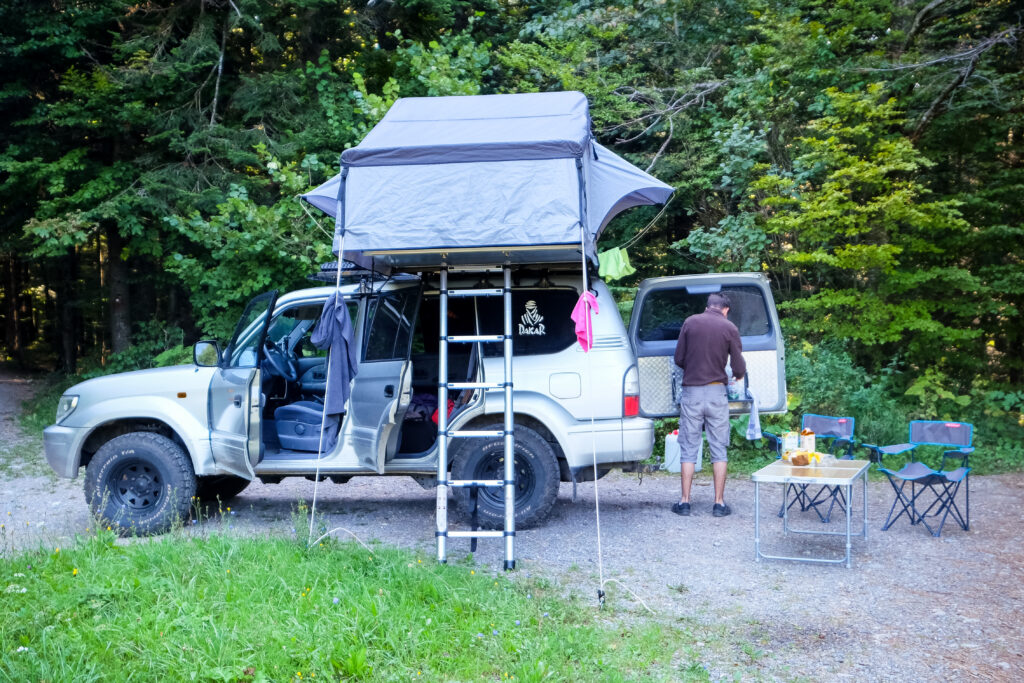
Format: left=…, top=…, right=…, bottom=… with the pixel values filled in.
left=519, top=300, right=546, bottom=336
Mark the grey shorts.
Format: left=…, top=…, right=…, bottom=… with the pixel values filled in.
left=677, top=383, right=730, bottom=464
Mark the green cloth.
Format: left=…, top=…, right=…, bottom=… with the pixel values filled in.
left=598, top=247, right=637, bottom=281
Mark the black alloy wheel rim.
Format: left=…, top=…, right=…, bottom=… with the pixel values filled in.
left=109, top=459, right=164, bottom=510
left=474, top=452, right=536, bottom=508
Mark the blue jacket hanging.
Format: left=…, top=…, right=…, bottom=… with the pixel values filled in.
left=311, top=292, right=359, bottom=417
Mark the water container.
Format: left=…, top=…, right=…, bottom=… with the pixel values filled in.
left=725, top=359, right=742, bottom=400
left=664, top=430, right=702, bottom=473
left=727, top=375, right=741, bottom=400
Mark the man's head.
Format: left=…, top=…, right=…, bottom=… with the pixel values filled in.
left=707, top=292, right=731, bottom=314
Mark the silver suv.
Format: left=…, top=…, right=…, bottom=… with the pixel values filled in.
left=43, top=270, right=785, bottom=534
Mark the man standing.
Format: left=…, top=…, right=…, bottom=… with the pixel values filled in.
left=672, top=292, right=745, bottom=517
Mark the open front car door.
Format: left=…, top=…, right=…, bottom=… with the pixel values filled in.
left=627, top=273, right=787, bottom=417
left=208, top=290, right=278, bottom=478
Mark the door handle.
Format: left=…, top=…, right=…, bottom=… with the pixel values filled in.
left=233, top=394, right=242, bottom=407
left=384, top=384, right=395, bottom=397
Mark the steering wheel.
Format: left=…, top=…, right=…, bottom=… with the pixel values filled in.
left=263, top=340, right=299, bottom=382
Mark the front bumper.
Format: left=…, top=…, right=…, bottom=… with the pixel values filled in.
left=43, top=424, right=86, bottom=479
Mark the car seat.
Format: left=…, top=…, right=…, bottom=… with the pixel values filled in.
left=274, top=401, right=336, bottom=452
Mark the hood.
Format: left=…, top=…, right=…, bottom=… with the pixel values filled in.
left=69, top=365, right=215, bottom=403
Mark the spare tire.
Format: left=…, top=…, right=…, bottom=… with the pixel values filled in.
left=450, top=423, right=560, bottom=529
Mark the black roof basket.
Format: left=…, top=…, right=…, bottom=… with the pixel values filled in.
left=308, top=260, right=389, bottom=284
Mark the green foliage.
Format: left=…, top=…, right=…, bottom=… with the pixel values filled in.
left=2, top=0, right=1023, bottom=466
left=393, top=30, right=492, bottom=97
left=726, top=340, right=1023, bottom=474
left=165, top=151, right=331, bottom=340
left=752, top=85, right=978, bottom=371
left=154, top=345, right=194, bottom=368
left=779, top=340, right=906, bottom=448
left=100, top=321, right=188, bottom=374
left=681, top=212, right=769, bottom=272
left=904, top=368, right=971, bottom=420
left=18, top=375, right=80, bottom=438
left=965, top=387, right=1024, bottom=471
left=0, top=534, right=681, bottom=680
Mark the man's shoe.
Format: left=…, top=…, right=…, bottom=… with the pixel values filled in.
left=712, top=503, right=731, bottom=517
left=671, top=502, right=691, bottom=516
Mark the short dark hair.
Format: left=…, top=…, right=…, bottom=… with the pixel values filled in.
left=707, top=292, right=731, bottom=310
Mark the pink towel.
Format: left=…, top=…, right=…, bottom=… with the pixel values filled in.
left=570, top=291, right=599, bottom=352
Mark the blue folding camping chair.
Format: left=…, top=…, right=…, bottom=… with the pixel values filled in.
left=862, top=420, right=972, bottom=537
left=764, top=414, right=857, bottom=522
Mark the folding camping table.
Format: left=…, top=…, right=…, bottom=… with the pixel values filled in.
left=751, top=459, right=870, bottom=568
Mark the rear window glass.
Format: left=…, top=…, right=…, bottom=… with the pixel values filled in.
left=637, top=285, right=771, bottom=341
left=417, top=288, right=579, bottom=357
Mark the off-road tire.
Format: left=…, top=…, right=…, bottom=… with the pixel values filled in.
left=84, top=431, right=196, bottom=536
left=195, top=475, right=251, bottom=504
left=450, top=423, right=560, bottom=529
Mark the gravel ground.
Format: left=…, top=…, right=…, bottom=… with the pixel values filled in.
left=2, top=370, right=1021, bottom=681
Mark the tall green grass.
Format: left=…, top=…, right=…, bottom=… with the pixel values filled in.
left=0, top=533, right=686, bottom=681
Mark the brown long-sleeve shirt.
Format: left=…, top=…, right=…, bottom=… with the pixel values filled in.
left=673, top=309, right=746, bottom=386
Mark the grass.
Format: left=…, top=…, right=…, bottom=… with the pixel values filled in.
left=18, top=373, right=78, bottom=436
left=0, top=532, right=696, bottom=682
left=0, top=435, right=51, bottom=480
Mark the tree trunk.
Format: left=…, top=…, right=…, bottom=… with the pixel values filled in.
left=106, top=223, right=132, bottom=354
left=135, top=254, right=157, bottom=327
left=2, top=253, right=21, bottom=366
left=16, top=257, right=34, bottom=358
left=55, top=248, right=79, bottom=373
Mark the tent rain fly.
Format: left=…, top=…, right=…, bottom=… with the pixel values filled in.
left=301, top=91, right=673, bottom=270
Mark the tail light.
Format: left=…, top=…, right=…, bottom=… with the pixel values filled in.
left=623, top=366, right=640, bottom=417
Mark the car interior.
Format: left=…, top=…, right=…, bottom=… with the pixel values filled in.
left=258, top=275, right=581, bottom=460
left=259, top=303, right=338, bottom=456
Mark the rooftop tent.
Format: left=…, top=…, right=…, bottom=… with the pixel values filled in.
left=301, top=91, right=673, bottom=269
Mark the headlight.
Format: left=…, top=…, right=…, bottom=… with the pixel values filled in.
left=56, top=395, right=79, bottom=424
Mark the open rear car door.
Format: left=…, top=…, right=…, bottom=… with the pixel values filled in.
left=627, top=273, right=786, bottom=417
left=340, top=282, right=420, bottom=473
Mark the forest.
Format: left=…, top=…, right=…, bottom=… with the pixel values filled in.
left=1, top=0, right=1022, bottom=463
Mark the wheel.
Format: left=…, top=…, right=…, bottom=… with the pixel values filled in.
left=450, top=423, right=560, bottom=529
left=84, top=432, right=196, bottom=536
left=195, top=475, right=251, bottom=503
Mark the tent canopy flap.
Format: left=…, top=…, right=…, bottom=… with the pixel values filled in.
left=301, top=92, right=673, bottom=269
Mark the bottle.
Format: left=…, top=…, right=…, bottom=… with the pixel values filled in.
left=727, top=375, right=741, bottom=400
left=725, top=359, right=741, bottom=400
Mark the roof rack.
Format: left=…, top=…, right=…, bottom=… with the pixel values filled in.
left=307, top=260, right=388, bottom=283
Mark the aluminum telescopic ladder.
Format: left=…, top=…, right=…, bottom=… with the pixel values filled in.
left=435, top=265, right=516, bottom=570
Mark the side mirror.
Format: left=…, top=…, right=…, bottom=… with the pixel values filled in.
left=193, top=340, right=221, bottom=367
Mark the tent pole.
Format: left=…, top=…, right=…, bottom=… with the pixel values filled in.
left=581, top=214, right=606, bottom=606
left=308, top=165, right=348, bottom=544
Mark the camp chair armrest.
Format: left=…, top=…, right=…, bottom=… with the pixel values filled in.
left=832, top=437, right=857, bottom=458
left=940, top=449, right=970, bottom=470
left=761, top=431, right=783, bottom=458
left=863, top=443, right=913, bottom=467
left=939, top=465, right=971, bottom=480
left=860, top=443, right=883, bottom=463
